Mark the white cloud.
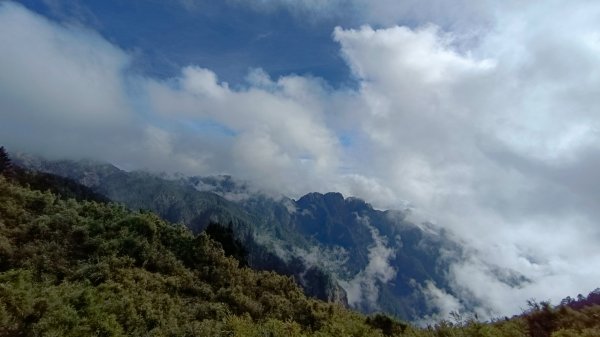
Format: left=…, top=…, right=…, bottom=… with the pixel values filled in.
left=329, top=3, right=600, bottom=316
left=420, top=281, right=464, bottom=323
left=0, top=3, right=132, bottom=128
left=0, top=2, right=150, bottom=169
left=0, top=2, right=342, bottom=196
left=147, top=65, right=342, bottom=195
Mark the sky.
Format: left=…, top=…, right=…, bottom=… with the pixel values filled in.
left=1, top=0, right=600, bottom=319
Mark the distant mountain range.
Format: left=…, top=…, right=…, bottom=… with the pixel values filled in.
left=13, top=153, right=465, bottom=320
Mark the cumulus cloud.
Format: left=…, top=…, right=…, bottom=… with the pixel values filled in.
left=3, top=0, right=600, bottom=319
left=0, top=2, right=341, bottom=197
left=329, top=3, right=600, bottom=316
left=0, top=3, right=134, bottom=150
left=147, top=65, right=342, bottom=195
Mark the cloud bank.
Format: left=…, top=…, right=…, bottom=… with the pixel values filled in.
left=2, top=1, right=600, bottom=318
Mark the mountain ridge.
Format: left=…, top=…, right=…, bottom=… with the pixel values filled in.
left=11, top=153, right=467, bottom=320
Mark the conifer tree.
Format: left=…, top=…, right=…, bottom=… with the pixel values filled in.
left=0, top=146, right=11, bottom=174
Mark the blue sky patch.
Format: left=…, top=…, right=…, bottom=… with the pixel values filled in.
left=19, top=0, right=354, bottom=87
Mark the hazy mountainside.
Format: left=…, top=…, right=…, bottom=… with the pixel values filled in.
left=190, top=176, right=459, bottom=319
left=13, top=154, right=348, bottom=306
left=14, top=154, right=462, bottom=320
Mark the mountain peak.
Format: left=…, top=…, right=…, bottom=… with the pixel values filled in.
left=324, top=192, right=345, bottom=203
left=324, top=192, right=344, bottom=198
left=297, top=191, right=346, bottom=202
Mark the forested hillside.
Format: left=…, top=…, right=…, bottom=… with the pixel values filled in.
left=12, top=154, right=349, bottom=306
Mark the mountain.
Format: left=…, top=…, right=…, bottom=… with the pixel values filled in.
left=189, top=176, right=460, bottom=319
left=0, top=169, right=406, bottom=336
left=13, top=154, right=348, bottom=306
left=13, top=154, right=462, bottom=320
left=2, top=160, right=600, bottom=336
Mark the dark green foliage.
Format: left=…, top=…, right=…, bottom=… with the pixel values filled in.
left=14, top=170, right=110, bottom=203
left=366, top=314, right=408, bottom=336
left=525, top=300, right=558, bottom=337
left=0, top=149, right=107, bottom=203
left=205, top=223, right=248, bottom=267
left=0, top=146, right=11, bottom=174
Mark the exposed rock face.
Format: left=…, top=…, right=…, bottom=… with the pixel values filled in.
left=303, top=266, right=348, bottom=307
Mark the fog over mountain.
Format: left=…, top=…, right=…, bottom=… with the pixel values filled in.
left=2, top=0, right=600, bottom=318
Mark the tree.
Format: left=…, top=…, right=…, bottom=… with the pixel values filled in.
left=204, top=222, right=249, bottom=267
left=525, top=299, right=557, bottom=337
left=0, top=146, right=12, bottom=174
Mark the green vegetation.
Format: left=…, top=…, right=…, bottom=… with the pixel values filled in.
left=12, top=154, right=354, bottom=306
left=0, top=175, right=399, bottom=336
left=1, top=151, right=600, bottom=336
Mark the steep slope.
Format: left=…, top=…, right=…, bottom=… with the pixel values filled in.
left=12, top=154, right=348, bottom=305
left=188, top=174, right=459, bottom=318
left=17, top=155, right=458, bottom=320
left=0, top=176, right=406, bottom=336
left=232, top=190, right=457, bottom=319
